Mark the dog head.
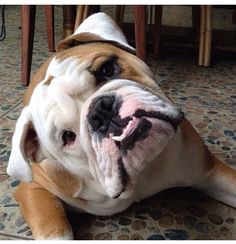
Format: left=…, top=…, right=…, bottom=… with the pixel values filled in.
left=7, top=13, right=183, bottom=199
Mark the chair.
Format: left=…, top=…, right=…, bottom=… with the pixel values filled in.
left=21, top=5, right=215, bottom=86
left=133, top=5, right=214, bottom=66
left=20, top=5, right=161, bottom=85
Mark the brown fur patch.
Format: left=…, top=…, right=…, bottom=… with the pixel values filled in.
left=44, top=75, right=54, bottom=86
left=180, top=118, right=216, bottom=172
left=14, top=181, right=72, bottom=239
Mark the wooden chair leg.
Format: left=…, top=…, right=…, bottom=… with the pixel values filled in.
left=115, top=5, right=125, bottom=22
left=204, top=5, right=213, bottom=66
left=74, top=5, right=90, bottom=32
left=83, top=6, right=89, bottom=21
left=133, top=5, right=146, bottom=61
left=44, top=5, right=55, bottom=52
left=21, top=5, right=36, bottom=85
left=198, top=5, right=206, bottom=66
left=74, top=5, right=85, bottom=31
left=153, top=5, right=162, bottom=59
left=63, top=5, right=76, bottom=37
left=192, top=5, right=200, bottom=35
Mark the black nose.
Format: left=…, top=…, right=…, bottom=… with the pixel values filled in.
left=88, top=95, right=117, bottom=132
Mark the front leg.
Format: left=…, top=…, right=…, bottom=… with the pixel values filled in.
left=14, top=182, right=73, bottom=240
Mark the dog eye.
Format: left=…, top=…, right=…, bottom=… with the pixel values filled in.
left=94, top=58, right=120, bottom=83
left=62, top=131, right=76, bottom=146
left=101, top=62, right=116, bottom=78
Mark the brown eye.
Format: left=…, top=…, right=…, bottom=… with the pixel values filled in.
left=93, top=56, right=120, bottom=83
left=101, top=62, right=115, bottom=78
left=62, top=131, right=76, bottom=146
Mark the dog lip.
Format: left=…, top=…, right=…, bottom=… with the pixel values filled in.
left=111, top=106, right=184, bottom=143
left=112, top=158, right=128, bottom=199
left=133, top=109, right=184, bottom=131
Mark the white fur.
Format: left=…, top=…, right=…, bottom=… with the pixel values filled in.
left=74, top=12, right=135, bottom=53
left=7, top=106, right=34, bottom=182
left=7, top=57, right=95, bottom=183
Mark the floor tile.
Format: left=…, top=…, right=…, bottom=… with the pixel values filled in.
left=0, top=82, right=25, bottom=117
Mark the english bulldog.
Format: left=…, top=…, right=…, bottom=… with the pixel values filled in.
left=7, top=13, right=236, bottom=239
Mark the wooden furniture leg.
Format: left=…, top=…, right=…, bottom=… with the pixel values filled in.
left=198, top=5, right=206, bottom=66
left=63, top=5, right=76, bottom=37
left=21, top=5, right=36, bottom=86
left=74, top=5, right=90, bottom=32
left=204, top=5, right=213, bottom=66
left=133, top=5, right=146, bottom=61
left=153, top=5, right=162, bottom=59
left=21, top=5, right=55, bottom=85
left=44, top=5, right=55, bottom=52
left=116, top=5, right=125, bottom=22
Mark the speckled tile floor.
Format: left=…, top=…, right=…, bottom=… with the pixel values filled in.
left=0, top=5, right=236, bottom=240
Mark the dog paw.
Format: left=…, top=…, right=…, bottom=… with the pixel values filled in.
left=34, top=230, right=74, bottom=240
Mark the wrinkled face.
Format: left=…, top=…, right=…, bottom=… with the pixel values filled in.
left=15, top=44, right=183, bottom=199
left=81, top=80, right=183, bottom=198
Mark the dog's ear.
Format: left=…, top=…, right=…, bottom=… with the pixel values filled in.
left=7, top=107, right=45, bottom=182
left=56, top=12, right=135, bottom=54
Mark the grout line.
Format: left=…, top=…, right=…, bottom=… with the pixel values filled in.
left=0, top=232, right=33, bottom=240
left=0, top=101, right=23, bottom=119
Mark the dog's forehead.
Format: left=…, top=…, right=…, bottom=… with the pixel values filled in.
left=55, top=42, right=154, bottom=81
left=55, top=42, right=130, bottom=61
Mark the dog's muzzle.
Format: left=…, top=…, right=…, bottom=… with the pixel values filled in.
left=84, top=84, right=184, bottom=199
left=88, top=94, right=184, bottom=145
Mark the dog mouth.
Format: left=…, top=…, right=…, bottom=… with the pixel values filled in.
left=112, top=116, right=152, bottom=154
left=112, top=109, right=184, bottom=148
left=112, top=116, right=149, bottom=142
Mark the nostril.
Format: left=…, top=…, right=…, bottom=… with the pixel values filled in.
left=100, top=96, right=115, bottom=111
left=88, top=95, right=116, bottom=132
left=89, top=114, right=103, bottom=132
